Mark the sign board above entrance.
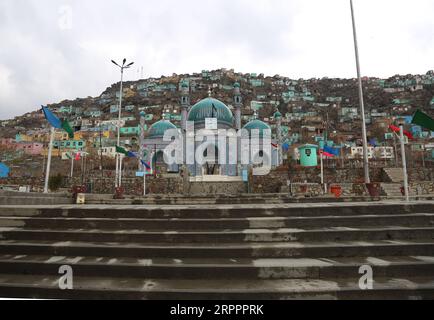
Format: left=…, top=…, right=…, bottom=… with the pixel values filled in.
left=205, top=118, right=217, bottom=130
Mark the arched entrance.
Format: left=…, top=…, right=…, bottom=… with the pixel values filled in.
left=201, top=144, right=221, bottom=176
left=152, top=150, right=179, bottom=174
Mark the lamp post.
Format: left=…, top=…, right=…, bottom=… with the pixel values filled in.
left=111, top=58, right=134, bottom=188
left=350, top=0, right=370, bottom=184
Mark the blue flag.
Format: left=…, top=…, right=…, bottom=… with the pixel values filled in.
left=324, top=146, right=339, bottom=156
left=41, top=106, right=62, bottom=129
left=127, top=151, right=136, bottom=158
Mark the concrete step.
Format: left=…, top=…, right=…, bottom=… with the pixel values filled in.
left=0, top=240, right=433, bottom=259
left=0, top=202, right=433, bottom=219
left=0, top=196, right=72, bottom=206
left=1, top=213, right=433, bottom=230
left=0, top=226, right=433, bottom=243
left=0, top=254, right=433, bottom=280
left=0, top=273, right=433, bottom=300
left=0, top=201, right=433, bottom=299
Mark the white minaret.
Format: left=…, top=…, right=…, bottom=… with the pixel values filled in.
left=180, top=81, right=190, bottom=131
left=274, top=109, right=283, bottom=165
left=233, top=82, right=242, bottom=130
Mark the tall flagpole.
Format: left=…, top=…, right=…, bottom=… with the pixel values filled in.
left=400, top=126, right=410, bottom=202
left=70, top=151, right=74, bottom=178
left=140, top=112, right=147, bottom=196
left=119, top=154, right=123, bottom=187
left=320, top=151, right=325, bottom=194
left=350, top=0, right=370, bottom=184
left=44, top=127, right=55, bottom=193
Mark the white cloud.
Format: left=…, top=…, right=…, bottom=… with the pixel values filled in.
left=0, top=0, right=433, bottom=119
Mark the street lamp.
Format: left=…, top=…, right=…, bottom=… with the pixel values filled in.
left=111, top=58, right=134, bottom=188
left=350, top=0, right=370, bottom=184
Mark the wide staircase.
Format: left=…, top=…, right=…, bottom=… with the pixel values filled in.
left=381, top=183, right=405, bottom=198
left=0, top=202, right=433, bottom=300
left=384, top=168, right=404, bottom=183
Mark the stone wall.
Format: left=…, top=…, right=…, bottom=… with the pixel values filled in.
left=250, top=166, right=384, bottom=194
left=409, top=168, right=434, bottom=182
left=410, top=182, right=434, bottom=195
left=189, top=182, right=247, bottom=195
left=64, top=175, right=184, bottom=196
left=250, top=167, right=289, bottom=194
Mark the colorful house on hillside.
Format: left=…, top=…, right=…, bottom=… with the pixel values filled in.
left=0, top=138, right=15, bottom=147
left=120, top=126, right=141, bottom=135
left=0, top=163, right=10, bottom=178
left=298, top=144, right=319, bottom=167
left=15, top=142, right=43, bottom=155
left=53, top=140, right=86, bottom=150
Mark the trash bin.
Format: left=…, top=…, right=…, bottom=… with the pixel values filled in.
left=366, top=183, right=381, bottom=197
left=114, top=187, right=125, bottom=199
left=72, top=185, right=87, bottom=201
left=330, top=185, right=342, bottom=198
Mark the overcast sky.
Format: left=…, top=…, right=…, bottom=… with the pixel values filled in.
left=0, top=0, right=433, bottom=120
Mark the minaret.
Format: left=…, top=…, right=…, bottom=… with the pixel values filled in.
left=233, top=82, right=242, bottom=130
left=180, top=81, right=190, bottom=131
left=274, top=108, right=283, bottom=165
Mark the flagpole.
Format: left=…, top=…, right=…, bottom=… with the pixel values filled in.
left=70, top=152, right=74, bottom=178
left=119, top=154, right=123, bottom=187
left=143, top=163, right=146, bottom=197
left=43, top=127, right=55, bottom=193
left=320, top=151, right=325, bottom=194
left=140, top=112, right=146, bottom=197
left=350, top=0, right=370, bottom=184
left=400, top=126, right=410, bottom=202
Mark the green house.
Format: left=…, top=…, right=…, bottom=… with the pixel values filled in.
left=59, top=106, right=72, bottom=114
left=53, top=140, right=85, bottom=150
left=120, top=126, right=141, bottom=135
left=250, top=79, right=264, bottom=87
left=299, top=144, right=318, bottom=167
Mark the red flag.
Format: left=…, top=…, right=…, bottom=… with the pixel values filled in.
left=75, top=152, right=81, bottom=161
left=320, top=150, right=334, bottom=158
left=389, top=125, right=413, bottom=140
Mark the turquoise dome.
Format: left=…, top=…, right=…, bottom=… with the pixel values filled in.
left=148, top=120, right=177, bottom=138
left=243, top=119, right=271, bottom=138
left=274, top=110, right=282, bottom=119
left=188, top=98, right=234, bottom=126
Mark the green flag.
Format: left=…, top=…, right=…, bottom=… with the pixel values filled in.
left=61, top=120, right=74, bottom=139
left=116, top=146, right=128, bottom=155
left=412, top=110, right=434, bottom=131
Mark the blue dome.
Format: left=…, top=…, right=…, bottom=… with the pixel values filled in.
left=188, top=98, right=234, bottom=126
left=148, top=120, right=177, bottom=138
left=243, top=119, right=271, bottom=138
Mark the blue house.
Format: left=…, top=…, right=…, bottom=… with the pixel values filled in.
left=0, top=163, right=10, bottom=178
left=110, top=105, right=119, bottom=114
